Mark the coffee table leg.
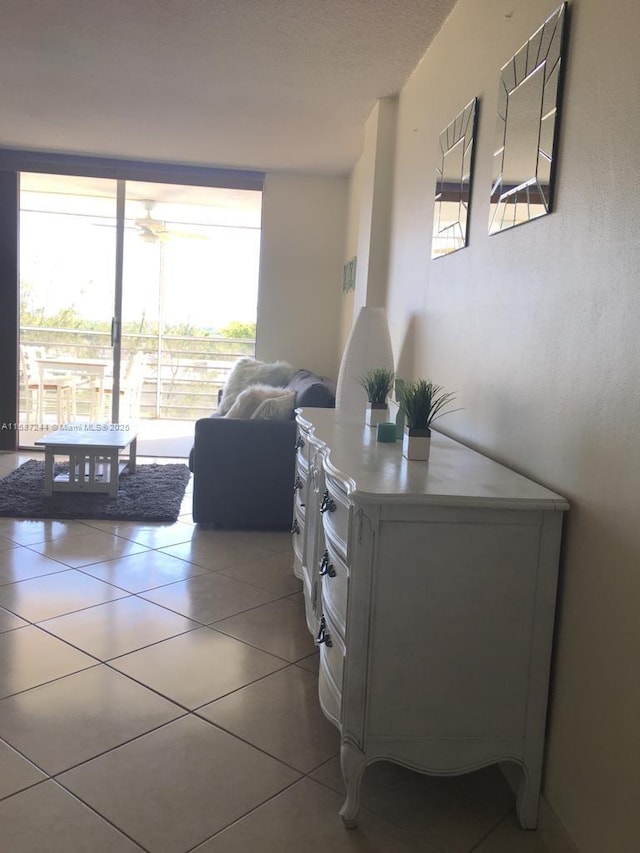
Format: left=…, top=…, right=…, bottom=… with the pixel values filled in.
left=128, top=436, right=137, bottom=474
left=44, top=450, right=54, bottom=497
left=108, top=451, right=119, bottom=497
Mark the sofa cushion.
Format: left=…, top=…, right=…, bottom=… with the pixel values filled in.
left=225, top=384, right=292, bottom=419
left=218, top=358, right=294, bottom=415
left=251, top=390, right=297, bottom=420
left=288, top=369, right=336, bottom=408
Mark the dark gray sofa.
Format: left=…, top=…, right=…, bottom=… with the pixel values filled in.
left=189, top=369, right=335, bottom=528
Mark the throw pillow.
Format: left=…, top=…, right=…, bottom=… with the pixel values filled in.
left=251, top=390, right=297, bottom=420
left=225, top=384, right=292, bottom=419
left=288, top=369, right=336, bottom=408
left=218, top=358, right=294, bottom=415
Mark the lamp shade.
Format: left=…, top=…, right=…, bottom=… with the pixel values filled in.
left=335, top=306, right=394, bottom=415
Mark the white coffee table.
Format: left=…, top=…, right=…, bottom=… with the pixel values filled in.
left=35, top=426, right=138, bottom=497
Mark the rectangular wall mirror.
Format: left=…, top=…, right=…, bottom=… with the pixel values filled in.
left=488, top=3, right=568, bottom=235
left=431, top=97, right=478, bottom=258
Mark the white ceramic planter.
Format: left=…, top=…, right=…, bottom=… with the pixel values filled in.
left=365, top=402, right=388, bottom=427
left=402, top=427, right=431, bottom=461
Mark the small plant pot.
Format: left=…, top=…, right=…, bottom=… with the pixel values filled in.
left=402, top=427, right=431, bottom=461
left=365, top=402, right=388, bottom=427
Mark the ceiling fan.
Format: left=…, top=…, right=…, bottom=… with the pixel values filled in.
left=91, top=199, right=208, bottom=242
left=132, top=199, right=208, bottom=242
left=134, top=200, right=169, bottom=242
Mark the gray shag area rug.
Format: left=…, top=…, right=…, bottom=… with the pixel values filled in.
left=0, top=460, right=191, bottom=522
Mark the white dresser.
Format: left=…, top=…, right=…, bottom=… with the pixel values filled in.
left=292, top=407, right=569, bottom=830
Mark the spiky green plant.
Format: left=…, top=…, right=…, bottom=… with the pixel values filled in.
left=356, top=367, right=395, bottom=404
left=397, top=379, right=457, bottom=432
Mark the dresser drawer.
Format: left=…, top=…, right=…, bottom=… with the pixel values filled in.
left=319, top=534, right=348, bottom=635
left=302, top=572, right=319, bottom=636
left=291, top=505, right=304, bottom=560
left=308, top=447, right=324, bottom=492
left=293, top=548, right=303, bottom=580
left=292, top=529, right=304, bottom=563
left=317, top=610, right=344, bottom=726
left=318, top=653, right=342, bottom=729
left=320, top=477, right=350, bottom=558
left=295, top=428, right=309, bottom=469
left=294, top=451, right=308, bottom=498
left=294, top=483, right=306, bottom=517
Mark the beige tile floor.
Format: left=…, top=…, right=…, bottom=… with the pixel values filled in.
left=0, top=451, right=579, bottom=853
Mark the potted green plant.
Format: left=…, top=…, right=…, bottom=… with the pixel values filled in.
left=357, top=367, right=395, bottom=427
left=397, top=379, right=457, bottom=460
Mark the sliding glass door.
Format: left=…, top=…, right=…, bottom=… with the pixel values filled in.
left=18, top=174, right=118, bottom=445
left=121, top=181, right=262, bottom=424
left=18, top=173, right=262, bottom=451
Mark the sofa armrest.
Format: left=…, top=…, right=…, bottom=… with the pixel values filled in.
left=191, top=416, right=297, bottom=528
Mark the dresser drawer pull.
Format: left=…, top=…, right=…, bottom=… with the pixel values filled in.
left=291, top=518, right=300, bottom=535
left=316, top=616, right=333, bottom=647
left=319, top=549, right=336, bottom=578
left=320, top=490, right=336, bottom=514
left=295, top=436, right=305, bottom=450
left=293, top=476, right=303, bottom=492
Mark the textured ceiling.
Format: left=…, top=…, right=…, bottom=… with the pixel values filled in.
left=0, top=0, right=457, bottom=175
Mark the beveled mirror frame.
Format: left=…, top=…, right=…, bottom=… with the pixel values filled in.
left=432, top=97, right=478, bottom=258
left=488, top=3, right=568, bottom=235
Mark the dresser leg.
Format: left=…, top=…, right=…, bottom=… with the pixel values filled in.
left=339, top=740, right=366, bottom=828
left=516, top=760, right=542, bottom=829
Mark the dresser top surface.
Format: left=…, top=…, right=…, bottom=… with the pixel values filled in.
left=297, top=408, right=569, bottom=511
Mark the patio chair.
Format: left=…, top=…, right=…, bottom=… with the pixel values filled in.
left=19, top=345, right=78, bottom=423
left=91, top=351, right=147, bottom=421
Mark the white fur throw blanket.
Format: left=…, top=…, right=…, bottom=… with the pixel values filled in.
left=218, top=358, right=294, bottom=415
left=225, top=384, right=292, bottom=419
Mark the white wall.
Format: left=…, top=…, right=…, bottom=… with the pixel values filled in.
left=256, top=172, right=347, bottom=378
left=340, top=157, right=361, bottom=354
left=339, top=99, right=398, bottom=358
left=352, top=99, right=398, bottom=311
left=372, top=1, right=640, bottom=850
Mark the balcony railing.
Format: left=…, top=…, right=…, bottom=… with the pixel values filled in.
left=20, top=326, right=255, bottom=421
